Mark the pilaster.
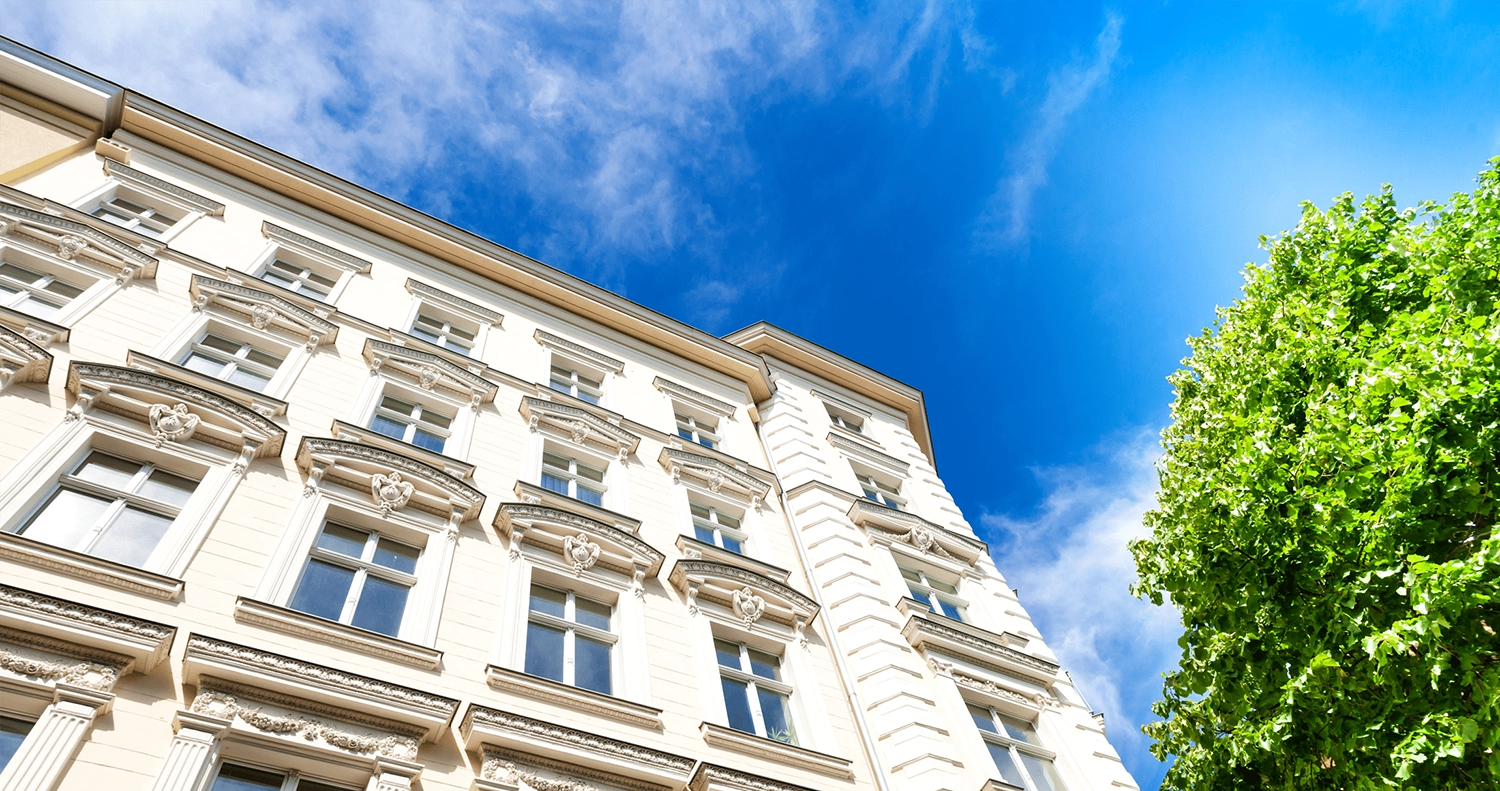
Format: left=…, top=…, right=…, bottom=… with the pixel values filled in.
left=0, top=684, right=114, bottom=791
left=146, top=711, right=232, bottom=791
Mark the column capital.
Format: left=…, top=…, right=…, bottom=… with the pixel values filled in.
left=173, top=710, right=232, bottom=739
left=52, top=683, right=115, bottom=715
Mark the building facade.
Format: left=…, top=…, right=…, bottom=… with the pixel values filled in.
left=0, top=39, right=1137, bottom=791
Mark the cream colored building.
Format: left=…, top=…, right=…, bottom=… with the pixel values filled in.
left=0, top=38, right=1137, bottom=791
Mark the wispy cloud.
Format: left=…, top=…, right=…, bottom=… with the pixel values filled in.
left=975, top=11, right=1123, bottom=248
left=982, top=429, right=1178, bottom=788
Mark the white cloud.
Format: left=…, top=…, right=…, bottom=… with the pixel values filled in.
left=982, top=429, right=1179, bottom=776
left=975, top=11, right=1123, bottom=247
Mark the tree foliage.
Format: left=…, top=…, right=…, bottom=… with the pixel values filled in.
left=1133, top=160, right=1500, bottom=789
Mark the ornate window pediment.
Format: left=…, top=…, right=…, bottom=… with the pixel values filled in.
left=0, top=583, right=175, bottom=676
left=521, top=396, right=641, bottom=460
left=461, top=706, right=695, bottom=788
left=126, top=350, right=288, bottom=420
left=848, top=498, right=986, bottom=568
left=659, top=447, right=771, bottom=507
left=901, top=610, right=1059, bottom=686
left=495, top=502, right=665, bottom=584
left=66, top=362, right=286, bottom=461
left=668, top=560, right=818, bottom=633
left=688, top=763, right=823, bottom=791
left=674, top=535, right=790, bottom=584
left=653, top=377, right=735, bottom=419
left=477, top=745, right=674, bottom=791
left=826, top=431, right=908, bottom=476
left=0, top=323, right=51, bottom=390
left=0, top=199, right=158, bottom=282
left=406, top=278, right=503, bottom=326
left=295, top=437, right=485, bottom=523
left=365, top=338, right=498, bottom=406
left=535, top=329, right=624, bottom=374
left=262, top=221, right=373, bottom=274
left=102, top=160, right=226, bottom=217
left=189, top=274, right=338, bottom=349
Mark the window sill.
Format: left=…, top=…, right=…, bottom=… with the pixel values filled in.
left=233, top=597, right=442, bottom=669
left=0, top=532, right=183, bottom=599
left=513, top=480, right=641, bottom=534
left=699, top=722, right=854, bottom=778
left=126, top=351, right=289, bottom=418
left=674, top=534, right=790, bottom=583
left=486, top=664, right=662, bottom=729
left=981, top=780, right=1026, bottom=791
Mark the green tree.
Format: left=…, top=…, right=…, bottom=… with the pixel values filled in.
left=1133, top=160, right=1500, bottom=789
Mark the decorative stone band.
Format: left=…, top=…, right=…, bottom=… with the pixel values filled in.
left=297, top=437, right=485, bottom=522
left=191, top=678, right=424, bottom=761
left=0, top=583, right=176, bottom=671
left=668, top=560, right=819, bottom=629
left=262, top=221, right=373, bottom=273
left=652, top=377, right=735, bottom=418
left=480, top=745, right=672, bottom=791
left=901, top=611, right=1061, bottom=685
left=406, top=279, right=504, bottom=325
left=461, top=706, right=694, bottom=786
left=521, top=396, right=641, bottom=459
left=0, top=323, right=52, bottom=389
left=943, top=664, right=1053, bottom=715
left=824, top=431, right=909, bottom=473
left=533, top=330, right=624, bottom=373
left=496, top=502, right=665, bottom=578
left=182, top=634, right=458, bottom=741
left=0, top=199, right=159, bottom=279
left=687, top=762, right=819, bottom=791
left=103, top=160, right=226, bottom=216
left=364, top=339, right=499, bottom=404
left=658, top=447, right=771, bottom=506
left=847, top=498, right=988, bottom=566
left=699, top=723, right=855, bottom=779
left=484, top=666, right=665, bottom=730
left=0, top=625, right=130, bottom=691
left=190, top=275, right=339, bottom=347
left=66, top=362, right=287, bottom=457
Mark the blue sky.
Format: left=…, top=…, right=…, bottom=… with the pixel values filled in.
left=8, top=3, right=1500, bottom=788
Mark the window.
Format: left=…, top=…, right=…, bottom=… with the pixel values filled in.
left=408, top=312, right=476, bottom=355
left=257, top=258, right=338, bottom=301
left=716, top=639, right=796, bottom=744
left=0, top=261, right=86, bottom=320
left=549, top=364, right=602, bottom=405
left=857, top=473, right=905, bottom=510
left=692, top=502, right=745, bottom=554
left=901, top=566, right=965, bottom=621
left=210, top=763, right=348, bottom=791
left=288, top=522, right=419, bottom=638
left=969, top=704, right=1066, bottom=791
left=541, top=451, right=606, bottom=507
left=368, top=394, right=452, bottom=454
left=524, top=584, right=615, bottom=695
left=178, top=331, right=285, bottom=393
left=676, top=412, right=719, bottom=449
left=0, top=716, right=33, bottom=771
left=826, top=404, right=863, bottom=434
left=90, top=195, right=182, bottom=239
left=8, top=450, right=198, bottom=567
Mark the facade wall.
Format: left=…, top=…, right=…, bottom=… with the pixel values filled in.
left=0, top=42, right=1137, bottom=791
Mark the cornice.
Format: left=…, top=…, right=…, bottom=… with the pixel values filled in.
left=659, top=447, right=771, bottom=505
left=496, top=501, right=664, bottom=577
left=192, top=677, right=423, bottom=761
left=535, top=329, right=624, bottom=373
left=687, top=763, right=818, bottom=791
left=329, top=419, right=476, bottom=480
left=0, top=302, right=69, bottom=344
left=190, top=274, right=338, bottom=344
left=406, top=278, right=503, bottom=325
left=365, top=338, right=498, bottom=403
left=848, top=498, right=988, bottom=563
left=674, top=535, right=790, bottom=584
left=0, top=322, right=51, bottom=389
left=485, top=665, right=664, bottom=729
left=522, top=396, right=641, bottom=459
left=0, top=583, right=175, bottom=670
left=462, top=706, right=695, bottom=780
left=902, top=612, right=1060, bottom=684
left=297, top=436, right=485, bottom=521
left=653, top=376, right=735, bottom=417
left=480, top=745, right=672, bottom=791
left=669, top=559, right=819, bottom=628
left=0, top=198, right=159, bottom=277
left=262, top=220, right=372, bottom=272
left=0, top=531, right=186, bottom=600
left=826, top=431, right=909, bottom=473
left=698, top=723, right=854, bottom=779
left=126, top=351, right=288, bottom=419
left=103, top=159, right=225, bottom=215
left=232, top=597, right=443, bottom=670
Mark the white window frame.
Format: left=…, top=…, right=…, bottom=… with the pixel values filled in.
left=690, top=499, right=747, bottom=554
left=969, top=703, right=1068, bottom=791
left=900, top=564, right=967, bottom=621
left=675, top=410, right=721, bottom=450
left=285, top=520, right=422, bottom=639
left=0, top=242, right=121, bottom=330
left=71, top=181, right=205, bottom=245
left=252, top=249, right=344, bottom=303
left=548, top=359, right=605, bottom=405
left=175, top=328, right=289, bottom=394
left=856, top=470, right=906, bottom=510
left=367, top=391, right=455, bottom=455
left=399, top=281, right=502, bottom=359
left=715, top=637, right=798, bottom=745
left=208, top=759, right=360, bottom=791
left=407, top=309, right=479, bottom=356
left=346, top=377, right=475, bottom=461
left=524, top=582, right=618, bottom=694
left=241, top=227, right=368, bottom=306
left=825, top=403, right=865, bottom=435
left=539, top=445, right=609, bottom=507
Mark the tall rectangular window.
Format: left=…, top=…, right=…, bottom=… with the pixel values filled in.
left=288, top=522, right=419, bottom=638
left=675, top=412, right=719, bottom=449
left=257, top=258, right=338, bottom=301
left=691, top=502, right=745, bottom=554
left=825, top=403, right=864, bottom=434
left=969, top=703, right=1067, bottom=791
left=901, top=566, right=965, bottom=621
left=549, top=364, right=602, bottom=404
left=90, top=195, right=182, bottom=239
left=408, top=312, right=476, bottom=355
left=178, top=331, right=285, bottom=393
left=0, top=716, right=34, bottom=772
left=368, top=393, right=453, bottom=454
left=210, top=762, right=349, bottom=791
left=857, top=472, right=905, bottom=510
left=525, top=584, right=615, bottom=695
left=716, top=639, right=796, bottom=744
left=0, top=261, right=87, bottom=320
left=9, top=450, right=198, bottom=567
left=540, top=451, right=606, bottom=506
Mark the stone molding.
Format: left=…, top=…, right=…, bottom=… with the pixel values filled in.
left=262, top=221, right=372, bottom=272
left=0, top=323, right=51, bottom=390
left=0, top=626, right=128, bottom=692
left=652, top=377, right=734, bottom=418
left=534, top=329, right=624, bottom=373
left=0, top=304, right=70, bottom=346
left=190, top=274, right=338, bottom=347
left=297, top=436, right=485, bottom=522
left=364, top=338, right=498, bottom=404
left=848, top=498, right=988, bottom=565
left=191, top=677, right=422, bottom=761
left=673, top=535, right=791, bottom=584
left=0, top=199, right=159, bottom=279
left=698, top=723, right=854, bottom=778
left=231, top=597, right=443, bottom=669
left=686, top=763, right=818, bottom=791
left=329, top=419, right=475, bottom=480
left=0, top=532, right=186, bottom=600
left=406, top=278, right=503, bottom=325
left=495, top=502, right=664, bottom=578
left=479, top=745, right=670, bottom=791
left=668, top=560, right=818, bottom=629
left=902, top=611, right=1060, bottom=684
left=126, top=351, right=289, bottom=420
left=103, top=160, right=225, bottom=215
left=659, top=447, right=770, bottom=506
left=485, top=665, right=664, bottom=729
left=940, top=662, right=1048, bottom=715
left=0, top=583, right=175, bottom=670
left=825, top=431, right=909, bottom=473
left=462, top=706, right=694, bottom=781
left=522, top=396, right=640, bottom=459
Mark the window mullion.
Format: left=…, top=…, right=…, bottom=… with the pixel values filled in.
left=77, top=497, right=129, bottom=552
left=342, top=568, right=368, bottom=624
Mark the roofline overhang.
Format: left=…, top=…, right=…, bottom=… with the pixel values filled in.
left=0, top=37, right=123, bottom=130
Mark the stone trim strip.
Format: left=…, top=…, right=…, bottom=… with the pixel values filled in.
left=103, top=160, right=225, bottom=215
left=262, top=221, right=373, bottom=272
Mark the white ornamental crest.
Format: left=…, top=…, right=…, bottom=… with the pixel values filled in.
left=563, top=532, right=601, bottom=575
left=706, top=470, right=725, bottom=493
left=370, top=471, right=415, bottom=515
left=568, top=420, right=591, bottom=444
left=250, top=304, right=276, bottom=329
left=732, top=586, right=766, bottom=625
left=148, top=403, right=200, bottom=446
left=56, top=235, right=88, bottom=260
left=909, top=526, right=936, bottom=552
left=417, top=365, right=441, bottom=391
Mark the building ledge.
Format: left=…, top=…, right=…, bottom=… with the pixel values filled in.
left=981, top=781, right=1025, bottom=791
left=485, top=665, right=662, bottom=729
left=902, top=611, right=1059, bottom=684
left=233, top=597, right=442, bottom=669
left=0, top=532, right=183, bottom=600
left=699, top=721, right=854, bottom=778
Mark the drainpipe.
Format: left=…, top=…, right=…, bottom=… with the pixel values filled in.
left=755, top=385, right=895, bottom=791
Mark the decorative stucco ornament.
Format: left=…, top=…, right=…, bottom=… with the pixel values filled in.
left=732, top=586, right=766, bottom=625
left=251, top=304, right=276, bottom=329
left=371, top=471, right=415, bottom=516
left=706, top=469, right=725, bottom=493
left=568, top=420, right=591, bottom=444
left=148, top=403, right=200, bottom=446
left=563, top=532, right=601, bottom=575
left=417, top=364, right=441, bottom=391
left=56, top=234, right=87, bottom=260
left=909, top=525, right=936, bottom=553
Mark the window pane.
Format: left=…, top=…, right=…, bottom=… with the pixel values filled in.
left=138, top=468, right=198, bottom=507
left=200, top=334, right=242, bottom=354
left=574, top=635, right=612, bottom=694
left=316, top=523, right=368, bottom=558
left=575, top=462, right=605, bottom=482
left=89, top=506, right=174, bottom=566
left=227, top=366, right=272, bottom=392
left=0, top=715, right=33, bottom=771
left=409, top=325, right=441, bottom=343
left=380, top=395, right=416, bottom=415
left=577, top=372, right=602, bottom=390
left=297, top=781, right=347, bottom=791
left=444, top=339, right=471, bottom=355
left=540, top=473, right=570, bottom=496
left=351, top=575, right=410, bottom=637
left=419, top=408, right=452, bottom=430
left=690, top=503, right=711, bottom=519
left=576, top=390, right=600, bottom=405
left=289, top=559, right=356, bottom=621
left=574, top=596, right=611, bottom=630
left=694, top=525, right=716, bottom=544
left=720, top=535, right=743, bottom=554
left=268, top=260, right=303, bottom=276
left=747, top=649, right=781, bottom=681
left=997, top=713, right=1038, bottom=744
left=181, top=351, right=228, bottom=377
left=369, top=414, right=408, bottom=440
left=0, top=263, right=43, bottom=284
left=758, top=688, right=795, bottom=744
left=372, top=537, right=419, bottom=574
left=678, top=428, right=695, bottom=442
left=542, top=452, right=569, bottom=470
left=211, top=763, right=285, bottom=791
left=937, top=598, right=965, bottom=621
left=907, top=585, right=932, bottom=607
left=73, top=451, right=141, bottom=489
left=411, top=430, right=446, bottom=453
left=42, top=278, right=83, bottom=299
left=988, top=744, right=1028, bottom=788
left=524, top=622, right=565, bottom=682
left=448, top=324, right=476, bottom=341
left=307, top=270, right=338, bottom=288
left=714, top=639, right=743, bottom=668
left=717, top=511, right=741, bottom=529
left=548, top=379, right=571, bottom=395
left=16, top=488, right=112, bottom=550
left=414, top=314, right=444, bottom=330
left=529, top=585, right=567, bottom=618
left=245, top=347, right=284, bottom=368
left=968, top=703, right=999, bottom=734
left=14, top=294, right=61, bottom=318
left=1019, top=754, right=1064, bottom=791
left=720, top=676, right=756, bottom=735
left=930, top=578, right=959, bottom=595
left=575, top=485, right=604, bottom=507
